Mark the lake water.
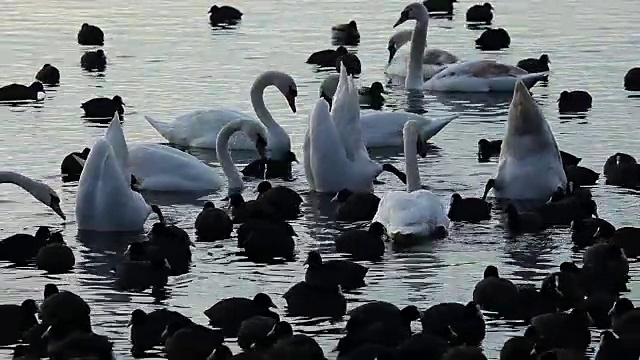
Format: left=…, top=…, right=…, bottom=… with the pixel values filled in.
left=0, top=0, right=639, bottom=358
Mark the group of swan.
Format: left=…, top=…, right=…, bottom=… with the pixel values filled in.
left=391, top=2, right=548, bottom=92
left=75, top=114, right=266, bottom=231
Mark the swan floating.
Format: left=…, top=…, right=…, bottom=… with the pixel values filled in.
left=144, top=71, right=297, bottom=161
left=0, top=171, right=65, bottom=219
left=373, top=120, right=449, bottom=242
left=481, top=80, right=567, bottom=202
left=318, top=74, right=457, bottom=148
left=305, top=68, right=406, bottom=193
left=385, top=29, right=459, bottom=80
left=391, top=2, right=433, bottom=90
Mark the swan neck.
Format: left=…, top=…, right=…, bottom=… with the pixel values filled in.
left=407, top=21, right=428, bottom=88
left=216, top=126, right=244, bottom=193
left=251, top=75, right=280, bottom=131
left=0, top=171, right=38, bottom=197
left=403, top=131, right=421, bottom=192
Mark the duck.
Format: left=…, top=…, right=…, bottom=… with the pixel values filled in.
left=283, top=281, right=346, bottom=318
left=305, top=69, right=410, bottom=193
left=395, top=333, right=451, bottom=359
left=114, top=255, right=170, bottom=292
left=204, top=293, right=278, bottom=337
left=422, top=0, right=456, bottom=14
left=39, top=284, right=91, bottom=328
left=317, top=73, right=457, bottom=148
left=334, top=222, right=386, bottom=260
left=194, top=201, right=233, bottom=241
left=61, top=147, right=89, bottom=182
left=564, top=165, right=599, bottom=186
left=240, top=219, right=296, bottom=263
left=44, top=324, right=114, bottom=360
left=77, top=23, right=104, bottom=45
left=144, top=71, right=296, bottom=164
left=536, top=192, right=598, bottom=226
left=80, top=49, right=107, bottom=71
left=237, top=219, right=296, bottom=248
left=385, top=29, right=460, bottom=81
left=35, top=232, right=75, bottom=274
left=530, top=307, right=592, bottom=352
left=422, top=301, right=486, bottom=345
left=610, top=226, right=640, bottom=258
left=0, top=299, right=38, bottom=345
left=0, top=226, right=50, bottom=264
left=472, top=265, right=519, bottom=314
left=332, top=188, right=380, bottom=222
left=466, top=3, right=494, bottom=23
left=504, top=204, right=546, bottom=234
left=147, top=208, right=193, bottom=276
left=75, top=119, right=159, bottom=231
left=269, top=324, right=325, bottom=360
left=610, top=299, right=640, bottom=344
left=372, top=120, right=449, bottom=243
left=331, top=20, right=360, bottom=45
left=128, top=308, right=190, bottom=357
left=558, top=90, right=592, bottom=112
left=624, top=67, right=640, bottom=91
left=304, top=250, right=368, bottom=291
left=570, top=217, right=615, bottom=248
left=602, top=152, right=640, bottom=188
left=540, top=262, right=585, bottom=311
left=35, top=64, right=60, bottom=85
left=477, top=138, right=501, bottom=162
left=358, top=82, right=385, bottom=108
left=482, top=80, right=566, bottom=201
left=475, top=28, right=510, bottom=51
left=227, top=193, right=284, bottom=223
left=240, top=149, right=297, bottom=180
left=517, top=54, right=551, bottom=74
left=582, top=243, right=629, bottom=294
left=596, top=330, right=637, bottom=360
left=81, top=95, right=124, bottom=118
left=306, top=46, right=349, bottom=67
left=208, top=5, right=243, bottom=25
left=442, top=346, right=487, bottom=360
left=0, top=82, right=45, bottom=101
left=163, top=320, right=224, bottom=360
left=499, top=327, right=538, bottom=360
left=447, top=193, right=491, bottom=222
left=335, top=52, right=362, bottom=76
left=236, top=316, right=280, bottom=350
left=0, top=171, right=65, bottom=219
left=255, top=181, right=302, bottom=220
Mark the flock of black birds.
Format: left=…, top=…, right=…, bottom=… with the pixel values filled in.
left=0, top=1, right=639, bottom=360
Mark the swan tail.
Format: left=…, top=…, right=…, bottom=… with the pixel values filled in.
left=518, top=72, right=548, bottom=89
left=420, top=115, right=458, bottom=141
left=144, top=115, right=174, bottom=140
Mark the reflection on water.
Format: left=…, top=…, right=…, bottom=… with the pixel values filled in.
left=0, top=0, right=638, bottom=358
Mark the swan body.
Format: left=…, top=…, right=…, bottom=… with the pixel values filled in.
left=386, top=29, right=459, bottom=80
left=318, top=75, right=457, bottom=148
left=0, top=172, right=65, bottom=219
left=144, top=71, right=297, bottom=161
left=306, top=69, right=384, bottom=193
left=373, top=120, right=449, bottom=240
left=422, top=59, right=548, bottom=92
left=127, top=144, right=223, bottom=192
left=75, top=136, right=152, bottom=232
left=490, top=80, right=566, bottom=200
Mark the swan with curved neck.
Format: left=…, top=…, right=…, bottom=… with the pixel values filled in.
left=144, top=71, right=297, bottom=160
left=372, top=120, right=449, bottom=241
left=481, top=80, right=566, bottom=202
left=386, top=27, right=458, bottom=80
left=216, top=119, right=267, bottom=196
left=392, top=2, right=431, bottom=90
left=0, top=171, right=65, bottom=219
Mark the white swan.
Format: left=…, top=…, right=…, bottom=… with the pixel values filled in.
left=373, top=120, right=449, bottom=242
left=385, top=29, right=459, bottom=80
left=101, top=114, right=227, bottom=192
left=0, top=171, right=65, bottom=219
left=144, top=71, right=297, bottom=161
left=76, top=137, right=154, bottom=232
left=392, top=2, right=432, bottom=90
left=481, top=80, right=567, bottom=201
left=215, top=119, right=268, bottom=196
left=318, top=74, right=457, bottom=148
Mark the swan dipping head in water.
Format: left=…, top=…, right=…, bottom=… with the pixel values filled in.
left=482, top=80, right=566, bottom=202
left=0, top=171, right=65, bottom=220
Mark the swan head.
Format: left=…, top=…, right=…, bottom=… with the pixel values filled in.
left=268, top=72, right=298, bottom=113
left=319, top=74, right=339, bottom=106
left=387, top=29, right=413, bottom=64
left=393, top=3, right=430, bottom=28
left=31, top=182, right=65, bottom=220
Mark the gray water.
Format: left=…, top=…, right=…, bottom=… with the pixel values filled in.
left=0, top=0, right=639, bottom=358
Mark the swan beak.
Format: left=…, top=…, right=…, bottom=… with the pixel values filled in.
left=393, top=12, right=409, bottom=28
left=51, top=203, right=66, bottom=220
left=387, top=45, right=397, bottom=65
left=285, top=94, right=297, bottom=113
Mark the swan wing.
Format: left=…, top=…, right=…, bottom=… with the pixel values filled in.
left=127, top=144, right=223, bottom=192
left=144, top=109, right=259, bottom=150
left=76, top=139, right=151, bottom=232
left=303, top=127, right=315, bottom=190
left=373, top=190, right=449, bottom=237
left=104, top=114, right=130, bottom=185
left=330, top=63, right=358, bottom=161
left=360, top=111, right=457, bottom=147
